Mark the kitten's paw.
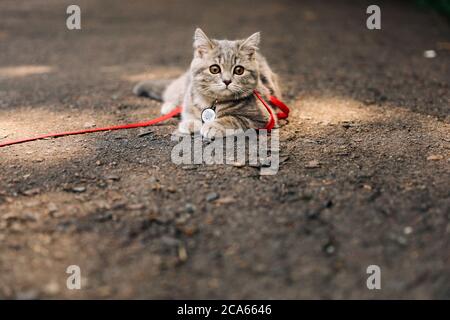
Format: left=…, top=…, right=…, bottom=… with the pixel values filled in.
left=201, top=121, right=226, bottom=139
left=178, top=119, right=202, bottom=135
left=161, top=102, right=178, bottom=115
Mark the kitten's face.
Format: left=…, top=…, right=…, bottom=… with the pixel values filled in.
left=190, top=29, right=260, bottom=100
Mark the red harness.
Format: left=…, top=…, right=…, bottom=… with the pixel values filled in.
left=253, top=90, right=289, bottom=130
left=0, top=90, right=289, bottom=148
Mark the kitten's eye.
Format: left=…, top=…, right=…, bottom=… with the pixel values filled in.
left=209, top=64, right=221, bottom=74
left=233, top=66, right=245, bottom=75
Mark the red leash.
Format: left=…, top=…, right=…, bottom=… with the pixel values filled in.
left=253, top=90, right=289, bottom=130
left=0, top=91, right=289, bottom=148
left=0, top=107, right=182, bottom=148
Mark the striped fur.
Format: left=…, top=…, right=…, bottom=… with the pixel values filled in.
left=133, top=28, right=281, bottom=139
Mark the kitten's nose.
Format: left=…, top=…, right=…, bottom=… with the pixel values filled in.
left=223, top=80, right=232, bottom=86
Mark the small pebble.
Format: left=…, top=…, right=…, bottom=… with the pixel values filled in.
left=178, top=245, right=188, bottom=262
left=83, top=122, right=96, bottom=128
left=427, top=154, right=443, bottom=161
left=23, top=188, right=41, bottom=196
left=232, top=162, right=245, bottom=167
left=305, top=160, right=320, bottom=168
left=206, top=192, right=219, bottom=202
left=215, top=196, right=235, bottom=205
left=127, top=203, right=145, bottom=210
left=185, top=203, right=196, bottom=213
left=105, top=175, right=120, bottom=181
left=72, top=186, right=86, bottom=193
left=47, top=202, right=58, bottom=213
left=324, top=243, right=336, bottom=255
left=404, top=226, right=413, bottom=235
left=423, top=50, right=436, bottom=58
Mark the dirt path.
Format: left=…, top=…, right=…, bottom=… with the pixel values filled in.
left=0, top=0, right=449, bottom=299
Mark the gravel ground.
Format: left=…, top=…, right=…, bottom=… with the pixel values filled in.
left=0, top=0, right=449, bottom=299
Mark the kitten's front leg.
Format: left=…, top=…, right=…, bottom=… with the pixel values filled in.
left=178, top=118, right=202, bottom=135
left=178, top=99, right=202, bottom=135
left=201, top=116, right=250, bottom=139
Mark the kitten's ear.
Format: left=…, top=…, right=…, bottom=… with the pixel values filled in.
left=239, top=32, right=260, bottom=57
left=193, top=28, right=214, bottom=57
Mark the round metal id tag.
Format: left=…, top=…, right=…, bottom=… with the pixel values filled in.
left=201, top=108, right=216, bottom=123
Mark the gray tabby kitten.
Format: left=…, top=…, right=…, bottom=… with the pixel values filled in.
left=133, top=28, right=281, bottom=139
